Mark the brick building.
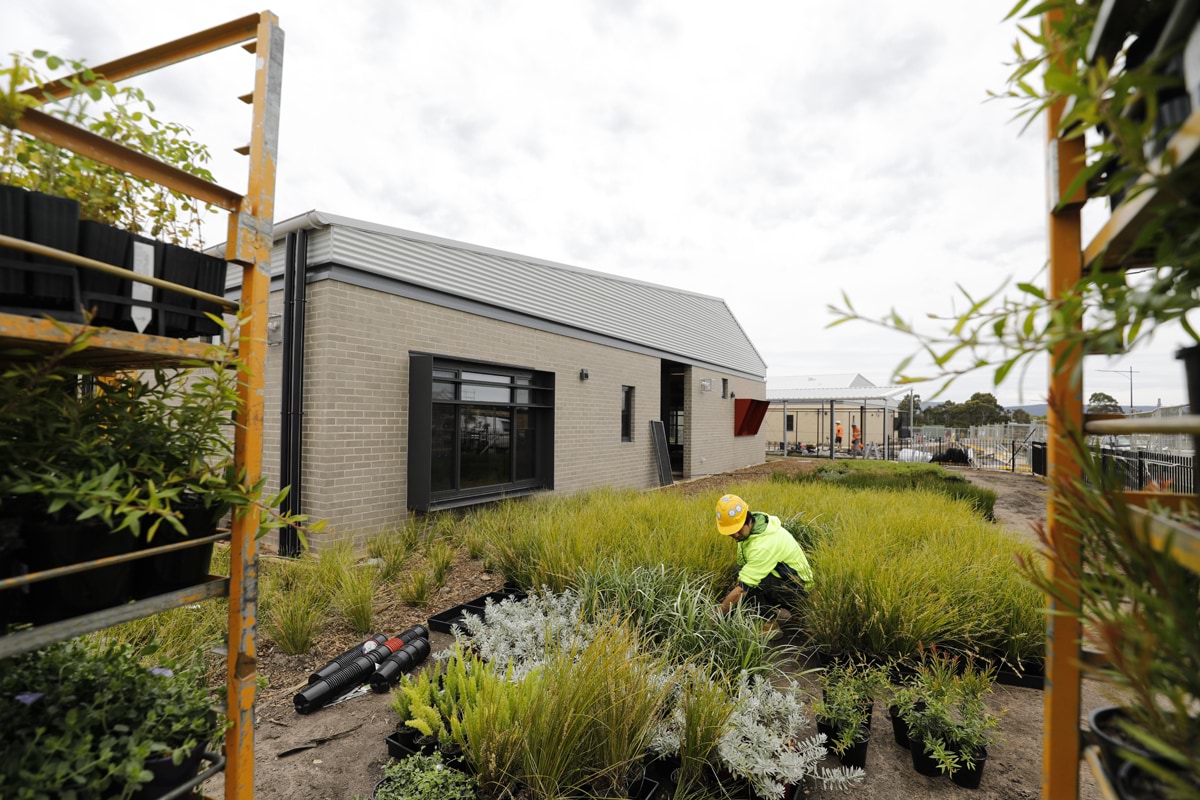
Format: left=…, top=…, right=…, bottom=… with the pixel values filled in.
left=229, top=212, right=768, bottom=550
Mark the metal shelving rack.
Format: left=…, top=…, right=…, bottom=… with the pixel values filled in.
left=0, top=12, right=283, bottom=799
left=1041, top=4, right=1200, bottom=798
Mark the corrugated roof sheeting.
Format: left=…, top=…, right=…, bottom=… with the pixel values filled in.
left=323, top=222, right=767, bottom=378
left=768, top=374, right=876, bottom=394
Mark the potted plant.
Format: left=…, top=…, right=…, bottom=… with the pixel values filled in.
left=811, top=661, right=885, bottom=769
left=902, top=652, right=1000, bottom=785
left=0, top=639, right=222, bottom=799
left=372, top=752, right=477, bottom=800
left=2, top=50, right=224, bottom=331
left=0, top=325, right=323, bottom=624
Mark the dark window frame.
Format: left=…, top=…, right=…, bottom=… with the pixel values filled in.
left=722, top=378, right=729, bottom=399
left=409, top=353, right=555, bottom=511
left=786, top=414, right=794, bottom=432
left=621, top=385, right=634, bottom=442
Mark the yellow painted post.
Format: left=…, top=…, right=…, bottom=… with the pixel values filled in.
left=225, top=11, right=284, bottom=800
left=1042, top=9, right=1086, bottom=799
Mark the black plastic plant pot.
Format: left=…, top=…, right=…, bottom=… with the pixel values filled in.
left=889, top=705, right=910, bottom=749
left=192, top=251, right=227, bottom=336
left=1177, top=345, right=1200, bottom=499
left=0, top=184, right=28, bottom=302
left=439, top=742, right=471, bottom=774
left=909, top=736, right=943, bottom=778
left=816, top=717, right=836, bottom=744
left=130, top=743, right=207, bottom=800
left=1089, top=706, right=1156, bottom=780
left=76, top=220, right=132, bottom=327
left=950, top=746, right=987, bottom=790
left=294, top=636, right=404, bottom=714
left=132, top=499, right=219, bottom=599
left=427, top=603, right=475, bottom=634
left=26, top=192, right=80, bottom=311
left=157, top=243, right=199, bottom=338
left=414, top=734, right=438, bottom=755
left=994, top=659, right=1045, bottom=691
left=24, top=515, right=137, bottom=624
left=310, top=634, right=389, bottom=684
left=837, top=736, right=869, bottom=769
left=629, top=776, right=659, bottom=800
left=384, top=729, right=419, bottom=761
left=371, top=638, right=432, bottom=692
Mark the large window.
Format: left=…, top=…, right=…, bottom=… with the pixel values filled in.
left=621, top=386, right=634, bottom=442
left=409, top=355, right=554, bottom=510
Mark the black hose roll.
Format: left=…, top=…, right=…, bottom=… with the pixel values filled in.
left=370, top=638, right=432, bottom=693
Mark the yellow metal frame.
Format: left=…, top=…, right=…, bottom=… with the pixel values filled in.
left=1041, top=8, right=1200, bottom=799
left=0, top=11, right=283, bottom=799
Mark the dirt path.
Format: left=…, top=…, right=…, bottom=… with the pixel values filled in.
left=206, top=462, right=1117, bottom=800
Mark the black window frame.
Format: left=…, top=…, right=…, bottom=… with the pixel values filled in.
left=621, top=385, right=634, bottom=442
left=722, top=378, right=729, bottom=399
left=409, top=353, right=555, bottom=511
left=786, top=414, right=794, bottom=432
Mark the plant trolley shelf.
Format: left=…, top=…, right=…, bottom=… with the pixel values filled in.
left=0, top=11, right=284, bottom=800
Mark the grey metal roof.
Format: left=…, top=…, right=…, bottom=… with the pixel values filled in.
left=768, top=374, right=876, bottom=394
left=766, top=384, right=911, bottom=402
left=257, top=211, right=767, bottom=378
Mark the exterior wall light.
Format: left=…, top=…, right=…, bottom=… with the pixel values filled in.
left=579, top=368, right=589, bottom=381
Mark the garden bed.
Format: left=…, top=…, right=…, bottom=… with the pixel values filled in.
left=186, top=460, right=1109, bottom=799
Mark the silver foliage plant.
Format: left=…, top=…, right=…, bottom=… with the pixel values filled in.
left=451, top=589, right=592, bottom=678
left=718, top=676, right=865, bottom=798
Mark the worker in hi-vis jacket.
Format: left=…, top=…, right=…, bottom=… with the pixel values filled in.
left=714, top=494, right=812, bottom=616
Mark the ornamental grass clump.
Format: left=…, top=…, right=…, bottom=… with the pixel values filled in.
left=576, top=563, right=785, bottom=678
left=335, top=564, right=378, bottom=635
left=266, top=578, right=326, bottom=655
left=368, top=525, right=418, bottom=583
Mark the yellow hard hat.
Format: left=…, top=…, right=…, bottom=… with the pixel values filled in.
left=715, top=494, right=749, bottom=536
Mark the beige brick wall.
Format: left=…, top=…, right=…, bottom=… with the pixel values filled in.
left=682, top=366, right=766, bottom=479
left=264, top=279, right=669, bottom=550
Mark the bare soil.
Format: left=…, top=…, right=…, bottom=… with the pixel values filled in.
left=205, top=462, right=1117, bottom=800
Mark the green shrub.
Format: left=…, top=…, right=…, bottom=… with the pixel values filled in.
left=374, top=752, right=476, bottom=800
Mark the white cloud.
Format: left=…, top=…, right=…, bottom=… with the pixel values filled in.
left=3, top=1, right=1192, bottom=406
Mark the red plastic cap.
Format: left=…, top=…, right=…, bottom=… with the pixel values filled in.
left=382, top=637, right=404, bottom=652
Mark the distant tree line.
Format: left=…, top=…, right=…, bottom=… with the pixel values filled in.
left=895, top=391, right=1125, bottom=430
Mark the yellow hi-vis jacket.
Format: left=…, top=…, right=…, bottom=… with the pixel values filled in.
left=735, top=512, right=813, bottom=589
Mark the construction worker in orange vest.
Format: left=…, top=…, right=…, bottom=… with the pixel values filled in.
left=852, top=422, right=861, bottom=453
left=835, top=421, right=844, bottom=447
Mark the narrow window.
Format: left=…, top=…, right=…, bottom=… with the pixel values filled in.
left=786, top=415, right=794, bottom=432
left=722, top=378, right=729, bottom=399
left=621, top=386, right=634, bottom=442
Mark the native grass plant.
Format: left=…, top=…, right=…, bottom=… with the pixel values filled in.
left=465, top=488, right=734, bottom=594
left=576, top=563, right=785, bottom=678
left=775, top=460, right=998, bottom=521
left=792, top=485, right=1043, bottom=665
left=1020, top=430, right=1200, bottom=793
left=399, top=569, right=436, bottom=608
left=266, top=577, right=326, bottom=655
left=0, top=50, right=217, bottom=244
left=720, top=674, right=866, bottom=798
left=900, top=649, right=1002, bottom=777
left=374, top=752, right=477, bottom=800
left=369, top=525, right=419, bottom=583
left=651, top=665, right=733, bottom=792
left=335, top=563, right=379, bottom=636
left=0, top=640, right=221, bottom=799
left=427, top=539, right=456, bottom=584
left=812, top=660, right=890, bottom=757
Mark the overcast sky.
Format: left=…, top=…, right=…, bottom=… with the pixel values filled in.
left=5, top=2, right=1192, bottom=408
